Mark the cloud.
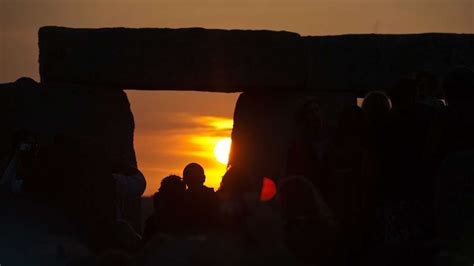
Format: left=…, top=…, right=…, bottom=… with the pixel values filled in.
left=130, top=92, right=236, bottom=196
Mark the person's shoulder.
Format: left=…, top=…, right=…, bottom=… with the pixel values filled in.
left=201, top=186, right=217, bottom=200
left=153, top=192, right=162, bottom=204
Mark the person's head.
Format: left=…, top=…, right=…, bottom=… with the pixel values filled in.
left=159, top=175, right=185, bottom=193
left=182, top=163, right=205, bottom=190
left=443, top=66, right=474, bottom=106
left=157, top=175, right=186, bottom=200
left=361, top=91, right=391, bottom=121
left=388, top=77, right=418, bottom=109
left=154, top=175, right=186, bottom=211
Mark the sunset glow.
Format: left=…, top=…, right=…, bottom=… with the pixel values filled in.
left=128, top=91, right=238, bottom=196
left=214, top=138, right=231, bottom=165
left=3, top=0, right=472, bottom=199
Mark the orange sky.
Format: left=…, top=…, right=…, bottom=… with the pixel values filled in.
left=1, top=0, right=472, bottom=195
left=127, top=90, right=239, bottom=195
left=1, top=0, right=472, bottom=83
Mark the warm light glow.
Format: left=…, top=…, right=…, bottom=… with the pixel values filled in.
left=260, top=177, right=277, bottom=202
left=128, top=90, right=238, bottom=195
left=214, top=138, right=231, bottom=165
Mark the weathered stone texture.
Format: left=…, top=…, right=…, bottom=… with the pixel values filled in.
left=230, top=91, right=355, bottom=182
left=39, top=27, right=306, bottom=92
left=0, top=78, right=136, bottom=166
left=39, top=27, right=474, bottom=95
left=0, top=78, right=141, bottom=230
left=305, top=33, right=474, bottom=95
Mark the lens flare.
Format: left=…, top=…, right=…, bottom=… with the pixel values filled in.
left=214, top=138, right=231, bottom=165
left=260, top=177, right=277, bottom=202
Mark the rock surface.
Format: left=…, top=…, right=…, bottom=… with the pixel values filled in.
left=305, top=33, right=474, bottom=95
left=0, top=78, right=141, bottom=231
left=230, top=91, right=355, bottom=182
left=39, top=27, right=474, bottom=95
left=0, top=77, right=136, bottom=166
left=39, top=27, right=306, bottom=92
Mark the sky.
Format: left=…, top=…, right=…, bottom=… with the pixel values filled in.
left=1, top=0, right=472, bottom=195
left=128, top=90, right=238, bottom=195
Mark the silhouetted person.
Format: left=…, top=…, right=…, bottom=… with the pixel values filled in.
left=182, top=163, right=217, bottom=234
left=361, top=91, right=391, bottom=124
left=360, top=92, right=391, bottom=210
left=330, top=106, right=370, bottom=219
left=110, top=156, right=146, bottom=221
left=435, top=151, right=474, bottom=265
left=386, top=78, right=430, bottom=196
left=366, top=78, right=439, bottom=265
left=0, top=129, right=38, bottom=195
left=327, top=106, right=375, bottom=265
left=183, top=163, right=207, bottom=191
left=143, top=175, right=186, bottom=241
left=287, top=100, right=324, bottom=173
left=287, top=99, right=332, bottom=208
left=426, top=67, right=474, bottom=201
left=431, top=66, right=474, bottom=158
left=388, top=76, right=439, bottom=190
left=111, top=157, right=146, bottom=199
left=361, top=90, right=391, bottom=161
left=433, top=67, right=474, bottom=264
left=361, top=91, right=392, bottom=173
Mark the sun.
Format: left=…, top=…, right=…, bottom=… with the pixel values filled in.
left=214, top=138, right=231, bottom=165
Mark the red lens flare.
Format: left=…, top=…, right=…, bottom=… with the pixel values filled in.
left=260, top=177, right=277, bottom=202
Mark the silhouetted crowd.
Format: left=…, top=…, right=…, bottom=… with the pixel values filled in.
left=1, top=66, right=474, bottom=266
left=143, top=163, right=218, bottom=240
left=282, top=67, right=474, bottom=266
